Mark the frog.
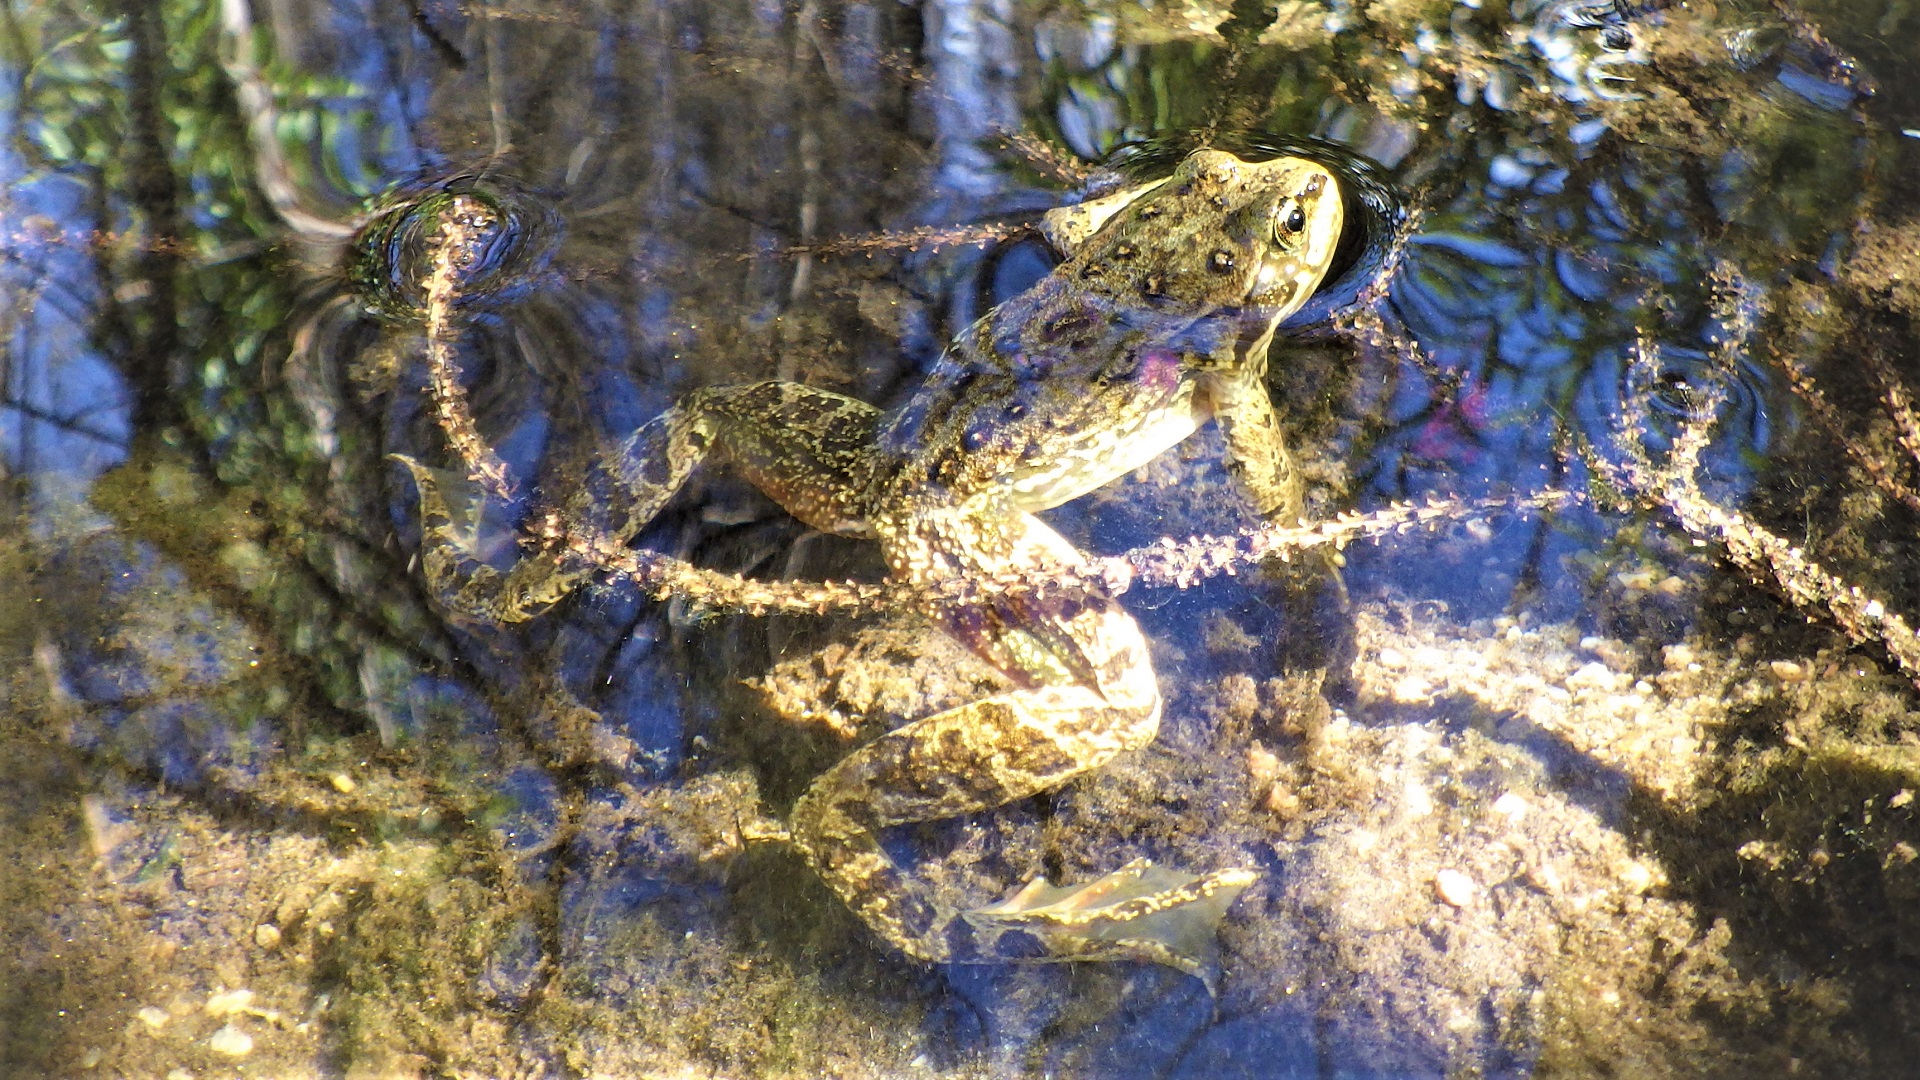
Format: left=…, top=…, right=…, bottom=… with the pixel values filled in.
left=396, top=147, right=1346, bottom=981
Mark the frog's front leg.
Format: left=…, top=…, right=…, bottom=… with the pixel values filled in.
left=396, top=381, right=882, bottom=625
left=1205, top=369, right=1306, bottom=525
left=1205, top=370, right=1353, bottom=674
left=788, top=507, right=1256, bottom=982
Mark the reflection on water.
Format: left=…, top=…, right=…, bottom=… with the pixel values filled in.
left=347, top=174, right=561, bottom=319
left=4, top=0, right=1920, bottom=1076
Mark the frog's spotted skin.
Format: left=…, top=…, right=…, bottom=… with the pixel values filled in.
left=401, top=149, right=1345, bottom=982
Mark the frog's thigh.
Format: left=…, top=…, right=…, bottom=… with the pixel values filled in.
left=793, top=558, right=1158, bottom=816
left=787, top=629, right=1158, bottom=961
left=790, top=509, right=1160, bottom=959
left=802, top=654, right=1156, bottom=826
left=900, top=502, right=1163, bottom=693
left=612, top=381, right=880, bottom=535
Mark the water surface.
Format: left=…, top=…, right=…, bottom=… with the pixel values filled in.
left=5, top=0, right=1920, bottom=1076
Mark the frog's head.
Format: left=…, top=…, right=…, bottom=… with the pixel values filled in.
left=1069, top=149, right=1343, bottom=327
left=1173, top=149, right=1344, bottom=321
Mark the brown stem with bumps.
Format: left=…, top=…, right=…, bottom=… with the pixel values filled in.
left=422, top=197, right=516, bottom=501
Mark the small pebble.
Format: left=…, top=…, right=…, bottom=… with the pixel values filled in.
left=254, top=923, right=282, bottom=950
left=1619, top=861, right=1654, bottom=894
left=1263, top=784, right=1302, bottom=817
left=1491, top=792, right=1529, bottom=822
left=1391, top=675, right=1433, bottom=704
left=135, top=1006, right=170, bottom=1032
left=330, top=772, right=357, bottom=794
left=1529, top=861, right=1564, bottom=895
left=1615, top=569, right=1656, bottom=591
left=207, top=1023, right=253, bottom=1058
left=1435, top=868, right=1477, bottom=908
left=1769, top=660, right=1808, bottom=683
left=1890, top=789, right=1914, bottom=809
left=205, top=989, right=253, bottom=1017
left=1245, top=742, right=1280, bottom=787
left=1402, top=778, right=1435, bottom=818
left=1566, top=661, right=1615, bottom=692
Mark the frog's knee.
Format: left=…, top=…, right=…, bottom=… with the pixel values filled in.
left=1095, top=654, right=1162, bottom=744
left=1103, top=695, right=1161, bottom=757
left=1015, top=682, right=1160, bottom=764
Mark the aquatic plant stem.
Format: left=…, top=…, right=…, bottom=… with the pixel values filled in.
left=1614, top=328, right=1920, bottom=689
left=535, top=491, right=1581, bottom=618
left=1778, top=350, right=1920, bottom=515
left=422, top=198, right=517, bottom=502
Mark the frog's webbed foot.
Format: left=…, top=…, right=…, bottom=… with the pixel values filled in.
left=965, top=859, right=1258, bottom=990
left=391, top=454, right=584, bottom=625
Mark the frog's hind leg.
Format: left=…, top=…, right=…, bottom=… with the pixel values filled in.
left=396, top=381, right=880, bottom=624
left=605, top=381, right=883, bottom=539
left=788, top=512, right=1256, bottom=984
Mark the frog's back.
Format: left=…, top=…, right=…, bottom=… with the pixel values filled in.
left=874, top=149, right=1345, bottom=515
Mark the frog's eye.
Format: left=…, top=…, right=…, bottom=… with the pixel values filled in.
left=1280, top=202, right=1308, bottom=236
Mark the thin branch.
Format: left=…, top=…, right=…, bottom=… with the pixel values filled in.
left=1609, top=290, right=1920, bottom=688
left=422, top=195, right=517, bottom=501
left=2, top=396, right=126, bottom=445
left=1779, top=349, right=1920, bottom=514
left=742, top=221, right=1028, bottom=263
left=528, top=491, right=1582, bottom=618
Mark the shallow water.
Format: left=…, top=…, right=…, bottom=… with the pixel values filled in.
left=5, top=1, right=1920, bottom=1076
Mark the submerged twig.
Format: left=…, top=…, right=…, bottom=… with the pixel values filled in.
left=748, top=222, right=1027, bottom=263
left=422, top=199, right=517, bottom=501
left=1607, top=271, right=1920, bottom=688
left=1779, top=350, right=1920, bottom=514
left=1867, top=350, right=1920, bottom=478
left=994, top=130, right=1095, bottom=188
left=534, top=491, right=1582, bottom=618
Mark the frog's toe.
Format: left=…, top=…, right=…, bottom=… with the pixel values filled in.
left=964, top=858, right=1258, bottom=989
left=393, top=454, right=495, bottom=548
left=392, top=452, right=492, bottom=570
